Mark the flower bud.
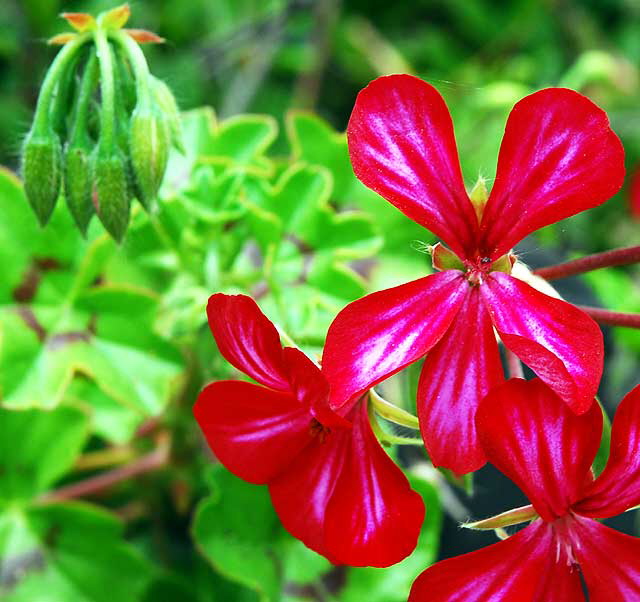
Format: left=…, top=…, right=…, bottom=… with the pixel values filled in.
left=150, top=75, right=184, bottom=153
left=129, top=105, right=170, bottom=209
left=64, top=140, right=94, bottom=235
left=93, top=147, right=130, bottom=241
left=21, top=128, right=62, bottom=225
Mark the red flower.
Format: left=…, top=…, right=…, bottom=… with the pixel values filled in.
left=193, top=293, right=425, bottom=567
left=323, top=75, right=625, bottom=474
left=409, top=378, right=640, bottom=601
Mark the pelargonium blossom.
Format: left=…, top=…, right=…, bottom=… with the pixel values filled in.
left=323, top=74, right=625, bottom=474
left=193, top=293, right=424, bottom=567
left=409, top=378, right=640, bottom=601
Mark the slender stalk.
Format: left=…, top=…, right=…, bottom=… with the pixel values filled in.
left=40, top=434, right=170, bottom=502
left=370, top=388, right=420, bottom=429
left=93, top=27, right=116, bottom=147
left=33, top=33, right=91, bottom=133
left=534, top=245, right=640, bottom=281
left=505, top=348, right=524, bottom=379
left=578, top=306, right=640, bottom=329
left=367, top=401, right=423, bottom=447
left=463, top=504, right=538, bottom=530
left=110, top=30, right=151, bottom=107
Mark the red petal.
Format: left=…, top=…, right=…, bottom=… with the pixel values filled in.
left=476, top=378, right=602, bottom=521
left=322, top=271, right=468, bottom=408
left=575, top=384, right=640, bottom=517
left=417, top=286, right=503, bottom=474
left=269, top=426, right=350, bottom=560
left=194, top=381, right=311, bottom=484
left=572, top=517, right=640, bottom=601
left=60, top=12, right=95, bottom=32
left=479, top=88, right=625, bottom=258
left=283, top=347, right=349, bottom=429
left=347, top=75, right=478, bottom=259
left=482, top=272, right=603, bottom=413
left=323, top=402, right=425, bottom=567
left=409, top=521, right=578, bottom=601
left=206, top=294, right=289, bottom=391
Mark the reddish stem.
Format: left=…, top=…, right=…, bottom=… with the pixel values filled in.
left=533, top=245, right=640, bottom=281
left=578, top=306, right=640, bottom=329
left=40, top=434, right=170, bottom=502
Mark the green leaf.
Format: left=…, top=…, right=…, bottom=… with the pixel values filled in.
left=191, top=468, right=282, bottom=602
left=340, top=473, right=442, bottom=602
left=0, top=502, right=151, bottom=602
left=0, top=405, right=88, bottom=503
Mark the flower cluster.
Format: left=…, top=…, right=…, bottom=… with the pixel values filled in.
left=21, top=4, right=181, bottom=240
left=194, top=73, right=639, bottom=598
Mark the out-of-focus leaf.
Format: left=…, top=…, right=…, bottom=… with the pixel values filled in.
left=0, top=405, right=88, bottom=503
left=0, top=502, right=150, bottom=602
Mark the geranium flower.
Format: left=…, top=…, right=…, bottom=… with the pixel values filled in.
left=323, top=75, right=625, bottom=474
left=193, top=293, right=425, bottom=567
left=409, top=378, right=640, bottom=601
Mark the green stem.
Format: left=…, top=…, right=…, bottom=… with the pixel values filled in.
left=368, top=397, right=423, bottom=447
left=93, top=27, right=116, bottom=147
left=110, top=30, right=151, bottom=107
left=69, top=50, right=99, bottom=145
left=33, top=33, right=91, bottom=133
left=370, top=388, right=420, bottom=429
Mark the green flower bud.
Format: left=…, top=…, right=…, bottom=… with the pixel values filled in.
left=21, top=128, right=62, bottom=225
left=150, top=75, right=184, bottom=153
left=64, top=140, right=94, bottom=235
left=93, top=147, right=130, bottom=241
left=129, top=105, right=170, bottom=208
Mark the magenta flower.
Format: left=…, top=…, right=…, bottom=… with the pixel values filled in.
left=193, top=293, right=425, bottom=567
left=323, top=74, right=625, bottom=474
left=409, top=378, right=640, bottom=601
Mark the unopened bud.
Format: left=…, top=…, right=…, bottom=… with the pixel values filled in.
left=469, top=175, right=489, bottom=222
left=93, top=148, right=130, bottom=241
left=129, top=106, right=170, bottom=208
left=150, top=75, right=183, bottom=153
left=21, top=129, right=62, bottom=225
left=64, top=141, right=94, bottom=235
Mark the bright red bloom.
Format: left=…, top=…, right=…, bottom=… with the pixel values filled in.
left=323, top=75, right=625, bottom=474
left=193, top=293, right=425, bottom=567
left=409, top=378, right=640, bottom=602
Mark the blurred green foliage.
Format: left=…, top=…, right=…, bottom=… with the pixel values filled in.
left=2, top=0, right=640, bottom=600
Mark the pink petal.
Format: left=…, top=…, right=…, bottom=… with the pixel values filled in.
left=323, top=401, right=425, bottom=567
left=194, top=381, right=311, bottom=484
left=323, top=271, right=468, bottom=409
left=206, top=294, right=289, bottom=391
left=269, top=425, right=350, bottom=561
left=417, top=286, right=503, bottom=474
left=347, top=75, right=478, bottom=259
left=482, top=272, right=603, bottom=414
left=575, top=384, right=640, bottom=517
left=476, top=378, right=602, bottom=521
left=572, top=517, right=640, bottom=601
left=479, top=88, right=625, bottom=258
left=409, top=521, right=579, bottom=601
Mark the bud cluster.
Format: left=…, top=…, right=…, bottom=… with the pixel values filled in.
left=21, top=4, right=181, bottom=241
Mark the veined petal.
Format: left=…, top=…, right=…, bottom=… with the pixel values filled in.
left=282, top=347, right=348, bottom=429
left=572, top=517, right=640, bottom=601
left=409, top=521, right=567, bottom=602
left=206, top=294, right=289, bottom=391
left=194, top=381, right=311, bottom=484
left=323, top=402, right=425, bottom=567
left=269, top=427, right=350, bottom=560
left=575, top=384, right=640, bottom=517
left=482, top=272, right=603, bottom=414
left=417, top=286, right=503, bottom=474
left=479, top=88, right=624, bottom=258
left=322, top=271, right=468, bottom=409
left=476, top=378, right=602, bottom=521
left=347, top=74, right=478, bottom=258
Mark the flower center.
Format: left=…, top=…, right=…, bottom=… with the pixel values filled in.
left=464, top=257, right=493, bottom=286
left=309, top=418, right=331, bottom=443
left=551, top=514, right=582, bottom=567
